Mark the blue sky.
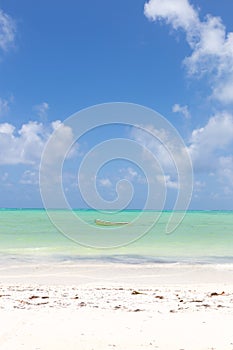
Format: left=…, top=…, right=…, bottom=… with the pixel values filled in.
left=0, top=0, right=233, bottom=209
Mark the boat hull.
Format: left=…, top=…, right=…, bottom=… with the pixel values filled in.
left=95, top=219, right=128, bottom=226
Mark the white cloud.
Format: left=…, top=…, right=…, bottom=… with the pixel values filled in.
left=0, top=120, right=75, bottom=165
left=189, top=112, right=233, bottom=171
left=172, top=103, right=190, bottom=119
left=0, top=121, right=45, bottom=164
left=120, top=167, right=139, bottom=181
left=130, top=125, right=183, bottom=191
left=130, top=113, right=233, bottom=194
left=0, top=9, right=16, bottom=52
left=0, top=122, right=15, bottom=134
left=212, top=80, right=233, bottom=104
left=122, top=167, right=147, bottom=185
left=218, top=156, right=233, bottom=188
left=188, top=112, right=233, bottom=189
left=99, top=167, right=145, bottom=190
left=157, top=174, right=179, bottom=189
left=144, top=0, right=233, bottom=104
left=127, top=167, right=138, bottom=179
left=0, top=98, right=9, bottom=116
left=130, top=124, right=179, bottom=173
left=99, top=178, right=112, bottom=188
left=194, top=180, right=205, bottom=192
left=39, top=121, right=77, bottom=198
left=34, top=102, right=49, bottom=120
left=42, top=120, right=75, bottom=166
left=20, top=170, right=38, bottom=185
left=144, top=0, right=198, bottom=31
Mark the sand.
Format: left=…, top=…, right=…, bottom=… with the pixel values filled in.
left=0, top=261, right=233, bottom=349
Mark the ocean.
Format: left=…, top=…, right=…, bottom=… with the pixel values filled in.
left=0, top=209, right=233, bottom=264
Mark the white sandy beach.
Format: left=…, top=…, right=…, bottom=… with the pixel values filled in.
left=0, top=262, right=233, bottom=349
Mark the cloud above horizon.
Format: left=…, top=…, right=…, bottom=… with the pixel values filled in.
left=34, top=102, right=49, bottom=121
left=0, top=8, right=16, bottom=52
left=131, top=112, right=233, bottom=193
left=172, top=103, right=190, bottom=119
left=0, top=98, right=10, bottom=117
left=144, top=0, right=233, bottom=104
left=0, top=120, right=75, bottom=165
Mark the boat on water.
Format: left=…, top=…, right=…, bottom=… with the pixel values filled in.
left=95, top=219, right=129, bottom=226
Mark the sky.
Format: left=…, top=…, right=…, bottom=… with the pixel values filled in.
left=0, top=0, right=233, bottom=210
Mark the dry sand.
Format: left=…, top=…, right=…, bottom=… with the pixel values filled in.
left=0, top=261, right=233, bottom=349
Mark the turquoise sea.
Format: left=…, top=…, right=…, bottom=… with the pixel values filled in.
left=0, top=209, right=233, bottom=264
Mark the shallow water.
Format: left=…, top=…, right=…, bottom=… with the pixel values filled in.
left=0, top=209, right=233, bottom=264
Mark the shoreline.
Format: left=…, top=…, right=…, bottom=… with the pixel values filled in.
left=1, top=260, right=233, bottom=285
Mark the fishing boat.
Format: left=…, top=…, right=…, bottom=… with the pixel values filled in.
left=95, top=219, right=128, bottom=226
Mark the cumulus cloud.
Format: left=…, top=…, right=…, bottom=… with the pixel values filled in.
left=144, top=0, right=198, bottom=31
left=0, top=120, right=75, bottom=165
left=212, top=81, right=233, bottom=104
left=42, top=120, right=75, bottom=166
left=218, top=156, right=233, bottom=189
left=172, top=103, right=190, bottom=119
left=189, top=112, right=233, bottom=171
left=130, top=124, right=183, bottom=174
left=0, top=121, right=44, bottom=164
left=130, top=112, right=233, bottom=193
left=144, top=0, right=233, bottom=104
left=0, top=9, right=16, bottom=52
left=130, top=125, right=185, bottom=191
left=188, top=112, right=233, bottom=190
